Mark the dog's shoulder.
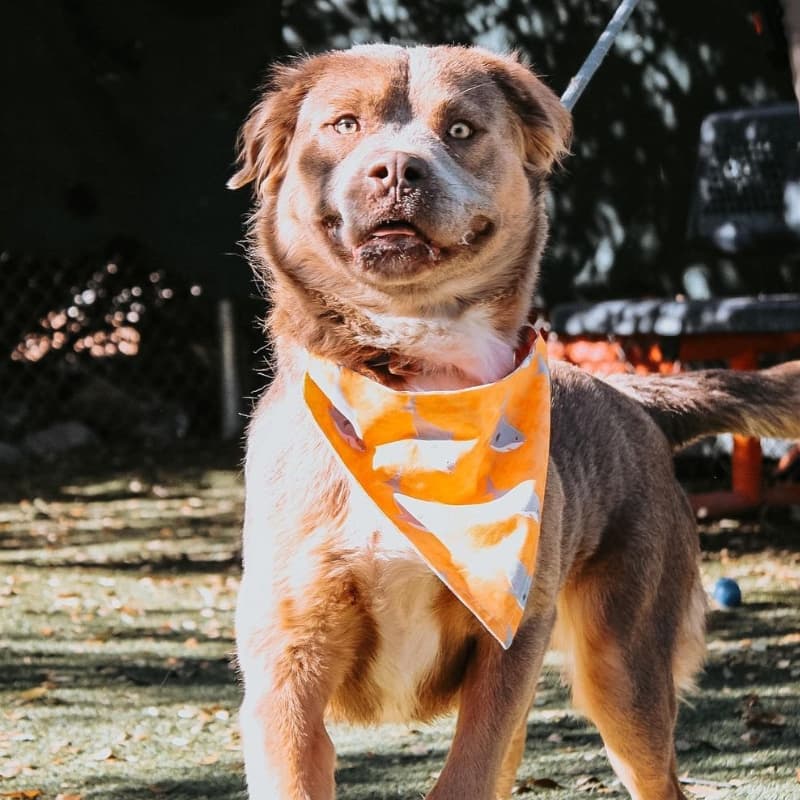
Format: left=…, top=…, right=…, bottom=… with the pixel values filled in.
left=244, top=359, right=347, bottom=524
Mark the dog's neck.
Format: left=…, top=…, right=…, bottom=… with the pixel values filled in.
left=358, top=305, right=518, bottom=390
left=269, top=281, right=530, bottom=390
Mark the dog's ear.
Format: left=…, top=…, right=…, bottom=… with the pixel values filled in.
left=483, top=52, right=572, bottom=174
left=228, top=59, right=317, bottom=196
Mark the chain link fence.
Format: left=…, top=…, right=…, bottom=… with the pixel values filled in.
left=0, top=245, right=263, bottom=469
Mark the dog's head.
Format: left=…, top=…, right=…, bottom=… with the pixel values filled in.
left=231, top=45, right=570, bottom=364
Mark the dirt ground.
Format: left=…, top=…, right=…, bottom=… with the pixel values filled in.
left=0, top=456, right=798, bottom=800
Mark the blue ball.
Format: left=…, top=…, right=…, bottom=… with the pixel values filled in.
left=712, top=577, right=742, bottom=609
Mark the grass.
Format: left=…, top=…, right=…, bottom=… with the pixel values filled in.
left=0, top=458, right=798, bottom=800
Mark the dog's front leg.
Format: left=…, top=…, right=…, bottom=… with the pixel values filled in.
left=427, top=612, right=555, bottom=800
left=239, top=664, right=334, bottom=800
left=237, top=571, right=359, bottom=800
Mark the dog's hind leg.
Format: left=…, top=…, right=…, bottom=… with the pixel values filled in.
left=426, top=611, right=555, bottom=800
left=555, top=515, right=702, bottom=800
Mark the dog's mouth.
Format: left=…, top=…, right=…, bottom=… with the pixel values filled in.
left=360, top=215, right=495, bottom=251
left=346, top=217, right=441, bottom=279
left=363, top=219, right=430, bottom=245
left=323, top=213, right=496, bottom=282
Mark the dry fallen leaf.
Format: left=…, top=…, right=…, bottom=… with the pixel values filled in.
left=515, top=776, right=564, bottom=792
left=575, top=775, right=607, bottom=792
left=55, top=795, right=82, bottom=800
left=0, top=791, right=42, bottom=799
left=741, top=694, right=787, bottom=729
left=683, top=786, right=724, bottom=799
left=17, top=686, right=49, bottom=704
left=89, top=746, right=115, bottom=762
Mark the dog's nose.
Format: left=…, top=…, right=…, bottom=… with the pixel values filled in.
left=366, top=152, right=428, bottom=196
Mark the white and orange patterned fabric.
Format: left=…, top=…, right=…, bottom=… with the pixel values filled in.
left=303, top=332, right=551, bottom=649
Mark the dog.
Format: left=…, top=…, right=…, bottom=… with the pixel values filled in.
left=229, top=44, right=800, bottom=800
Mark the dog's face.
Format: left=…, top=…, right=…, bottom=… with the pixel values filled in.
left=231, top=45, right=571, bottom=317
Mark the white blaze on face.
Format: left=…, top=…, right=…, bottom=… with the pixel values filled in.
left=331, top=119, right=490, bottom=249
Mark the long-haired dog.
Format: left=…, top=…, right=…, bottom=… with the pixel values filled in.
left=229, top=44, right=800, bottom=800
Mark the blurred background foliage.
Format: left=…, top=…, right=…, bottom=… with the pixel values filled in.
left=1, top=0, right=796, bottom=304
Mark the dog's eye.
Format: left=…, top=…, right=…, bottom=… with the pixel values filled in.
left=333, top=116, right=360, bottom=135
left=447, top=121, right=473, bottom=140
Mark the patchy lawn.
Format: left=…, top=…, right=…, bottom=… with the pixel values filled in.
left=0, top=459, right=798, bottom=800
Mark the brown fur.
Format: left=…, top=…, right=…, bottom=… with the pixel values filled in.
left=231, top=44, right=800, bottom=800
left=609, top=363, right=800, bottom=447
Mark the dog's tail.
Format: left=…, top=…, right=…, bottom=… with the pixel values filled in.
left=607, top=361, right=800, bottom=449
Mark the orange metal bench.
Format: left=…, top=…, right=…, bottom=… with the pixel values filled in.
left=549, top=295, right=800, bottom=517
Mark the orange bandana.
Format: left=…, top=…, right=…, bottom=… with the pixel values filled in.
left=303, top=333, right=550, bottom=649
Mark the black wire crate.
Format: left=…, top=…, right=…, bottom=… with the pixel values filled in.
left=688, top=103, right=800, bottom=254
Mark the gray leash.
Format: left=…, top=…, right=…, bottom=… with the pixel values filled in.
left=560, top=0, right=642, bottom=111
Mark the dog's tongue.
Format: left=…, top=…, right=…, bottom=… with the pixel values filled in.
left=370, top=224, right=418, bottom=238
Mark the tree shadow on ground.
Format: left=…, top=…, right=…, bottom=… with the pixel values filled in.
left=0, top=440, right=243, bottom=504
left=0, top=647, right=236, bottom=692
left=80, top=773, right=246, bottom=800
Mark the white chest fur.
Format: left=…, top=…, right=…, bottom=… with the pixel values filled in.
left=343, top=484, right=443, bottom=723
left=360, top=305, right=515, bottom=389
